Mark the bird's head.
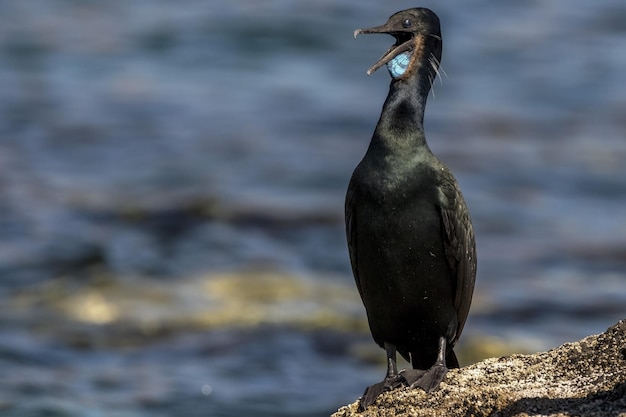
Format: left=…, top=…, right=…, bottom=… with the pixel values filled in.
left=354, top=8, right=441, bottom=80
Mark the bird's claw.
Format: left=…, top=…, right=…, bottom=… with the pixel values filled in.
left=359, top=374, right=406, bottom=411
left=401, top=364, right=447, bottom=393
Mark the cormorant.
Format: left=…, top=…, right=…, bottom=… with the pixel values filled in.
left=345, top=8, right=476, bottom=410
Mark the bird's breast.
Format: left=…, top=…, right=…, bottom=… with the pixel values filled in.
left=354, top=155, right=439, bottom=207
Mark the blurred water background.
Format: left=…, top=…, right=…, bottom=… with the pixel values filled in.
left=1, top=0, right=626, bottom=416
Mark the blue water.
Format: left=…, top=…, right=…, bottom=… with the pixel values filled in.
left=1, top=1, right=626, bottom=416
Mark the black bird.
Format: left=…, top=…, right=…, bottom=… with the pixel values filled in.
left=345, top=8, right=476, bottom=410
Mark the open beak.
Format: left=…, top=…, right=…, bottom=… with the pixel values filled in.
left=354, top=25, right=415, bottom=75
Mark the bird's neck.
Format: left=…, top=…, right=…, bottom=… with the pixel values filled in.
left=370, top=56, right=437, bottom=155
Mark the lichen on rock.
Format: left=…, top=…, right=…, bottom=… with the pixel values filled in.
left=332, top=320, right=626, bottom=417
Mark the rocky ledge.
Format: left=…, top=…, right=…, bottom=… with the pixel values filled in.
left=333, top=320, right=626, bottom=417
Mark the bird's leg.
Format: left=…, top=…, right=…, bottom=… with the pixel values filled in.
left=401, top=336, right=448, bottom=393
left=359, top=342, right=406, bottom=410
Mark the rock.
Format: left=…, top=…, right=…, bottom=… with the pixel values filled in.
left=332, top=320, right=626, bottom=417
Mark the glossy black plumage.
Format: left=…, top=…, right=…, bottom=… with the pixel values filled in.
left=346, top=8, right=476, bottom=409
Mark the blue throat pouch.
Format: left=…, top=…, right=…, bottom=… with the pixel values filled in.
left=387, top=51, right=412, bottom=78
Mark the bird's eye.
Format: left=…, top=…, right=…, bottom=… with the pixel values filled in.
left=402, top=19, right=412, bottom=28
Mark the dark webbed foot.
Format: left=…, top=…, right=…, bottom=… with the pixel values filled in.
left=402, top=336, right=451, bottom=393
left=401, top=363, right=447, bottom=392
left=359, top=374, right=405, bottom=411
left=359, top=342, right=406, bottom=410
left=396, top=368, right=426, bottom=386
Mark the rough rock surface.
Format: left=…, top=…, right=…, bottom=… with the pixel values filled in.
left=332, top=320, right=626, bottom=417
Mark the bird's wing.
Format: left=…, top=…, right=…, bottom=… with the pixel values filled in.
left=345, top=178, right=363, bottom=298
left=440, top=175, right=477, bottom=344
